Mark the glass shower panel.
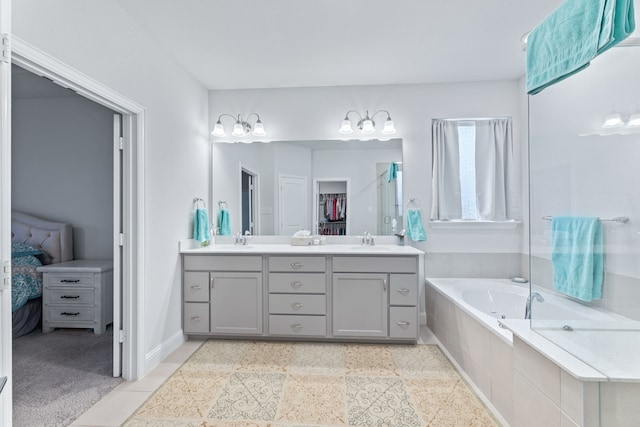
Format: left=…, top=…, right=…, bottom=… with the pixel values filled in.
left=528, top=45, right=640, bottom=381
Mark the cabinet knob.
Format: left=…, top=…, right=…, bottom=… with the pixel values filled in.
left=290, top=281, right=303, bottom=289
left=291, top=323, right=303, bottom=330
left=397, top=288, right=410, bottom=295
left=396, top=321, right=411, bottom=328
left=290, top=262, right=303, bottom=270
left=291, top=302, right=304, bottom=310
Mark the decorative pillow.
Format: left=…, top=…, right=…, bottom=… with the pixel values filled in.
left=11, top=255, right=43, bottom=267
left=11, top=242, right=42, bottom=258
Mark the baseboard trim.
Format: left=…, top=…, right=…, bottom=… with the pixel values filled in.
left=144, top=330, right=186, bottom=373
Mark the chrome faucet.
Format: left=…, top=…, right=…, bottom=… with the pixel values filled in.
left=234, top=231, right=242, bottom=245
left=362, top=231, right=370, bottom=246
left=525, top=292, right=545, bottom=319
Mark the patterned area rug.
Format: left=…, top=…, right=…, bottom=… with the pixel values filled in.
left=124, top=340, right=499, bottom=426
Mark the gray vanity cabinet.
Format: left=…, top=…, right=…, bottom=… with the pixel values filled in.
left=182, top=255, right=263, bottom=335
left=332, top=273, right=388, bottom=337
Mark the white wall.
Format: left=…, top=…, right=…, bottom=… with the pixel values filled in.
left=12, top=92, right=114, bottom=260
left=13, top=0, right=210, bottom=374
left=209, top=81, right=525, bottom=256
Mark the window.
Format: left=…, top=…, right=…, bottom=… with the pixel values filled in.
left=431, top=117, right=519, bottom=223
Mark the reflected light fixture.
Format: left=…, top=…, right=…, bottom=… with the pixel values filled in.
left=626, top=112, right=640, bottom=128
left=339, top=109, right=397, bottom=135
left=602, top=112, right=624, bottom=128
left=211, top=113, right=265, bottom=138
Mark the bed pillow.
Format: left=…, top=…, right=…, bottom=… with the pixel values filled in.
left=11, top=242, right=42, bottom=258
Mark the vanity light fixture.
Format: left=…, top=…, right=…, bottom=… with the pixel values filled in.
left=339, top=110, right=397, bottom=135
left=211, top=113, right=265, bottom=138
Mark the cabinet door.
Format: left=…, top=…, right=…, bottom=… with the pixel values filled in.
left=332, top=273, right=387, bottom=337
left=210, top=272, right=263, bottom=335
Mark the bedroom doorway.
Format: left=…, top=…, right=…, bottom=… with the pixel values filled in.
left=1, top=35, right=145, bottom=426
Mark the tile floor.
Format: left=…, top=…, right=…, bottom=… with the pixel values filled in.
left=70, top=327, right=498, bottom=427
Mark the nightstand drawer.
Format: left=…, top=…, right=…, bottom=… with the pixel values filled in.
left=44, top=288, right=95, bottom=306
left=45, top=273, right=96, bottom=287
left=45, top=307, right=95, bottom=322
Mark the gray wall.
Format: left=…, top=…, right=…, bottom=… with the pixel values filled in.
left=12, top=71, right=114, bottom=260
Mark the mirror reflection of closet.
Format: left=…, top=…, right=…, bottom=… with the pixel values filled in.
left=314, top=179, right=349, bottom=235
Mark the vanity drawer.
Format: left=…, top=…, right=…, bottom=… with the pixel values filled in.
left=45, top=273, right=96, bottom=287
left=269, top=315, right=326, bottom=336
left=183, top=272, right=210, bottom=302
left=183, top=255, right=262, bottom=271
left=268, top=256, right=326, bottom=273
left=389, top=306, right=418, bottom=339
left=269, top=294, right=326, bottom=315
left=389, top=274, right=418, bottom=306
left=184, top=302, right=210, bottom=334
left=44, top=288, right=95, bottom=306
left=269, top=273, right=326, bottom=294
left=333, top=256, right=417, bottom=274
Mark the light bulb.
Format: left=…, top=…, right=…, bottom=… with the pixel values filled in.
left=211, top=121, right=225, bottom=137
left=339, top=119, right=353, bottom=134
left=626, top=112, right=640, bottom=128
left=602, top=112, right=624, bottom=128
left=361, top=119, right=375, bottom=134
left=252, top=120, right=265, bottom=137
left=232, top=122, right=246, bottom=137
left=382, top=119, right=396, bottom=135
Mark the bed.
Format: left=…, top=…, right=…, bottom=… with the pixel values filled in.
left=11, top=211, right=73, bottom=337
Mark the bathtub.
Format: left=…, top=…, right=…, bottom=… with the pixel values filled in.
left=426, top=277, right=640, bottom=427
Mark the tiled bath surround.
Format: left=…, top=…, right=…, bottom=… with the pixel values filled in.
left=426, top=279, right=640, bottom=427
left=425, top=252, right=526, bottom=278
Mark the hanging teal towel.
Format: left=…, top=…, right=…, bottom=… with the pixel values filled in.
left=387, top=162, right=398, bottom=183
left=551, top=217, right=603, bottom=302
left=526, top=0, right=635, bottom=94
left=406, top=208, right=427, bottom=242
left=217, top=209, right=231, bottom=236
left=193, top=208, right=210, bottom=243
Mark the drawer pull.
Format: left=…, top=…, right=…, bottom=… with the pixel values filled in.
left=61, top=312, right=80, bottom=316
left=290, top=281, right=303, bottom=289
left=396, top=320, right=411, bottom=327
left=60, top=279, right=80, bottom=283
left=397, top=288, right=410, bottom=295
left=291, top=323, right=303, bottom=330
left=291, top=302, right=304, bottom=310
left=190, top=285, right=203, bottom=290
left=191, top=316, right=203, bottom=321
left=60, top=295, right=80, bottom=299
left=290, top=262, right=303, bottom=270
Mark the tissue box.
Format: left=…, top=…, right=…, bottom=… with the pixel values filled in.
left=290, top=236, right=313, bottom=246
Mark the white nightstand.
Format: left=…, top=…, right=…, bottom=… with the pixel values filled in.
left=37, top=259, right=113, bottom=334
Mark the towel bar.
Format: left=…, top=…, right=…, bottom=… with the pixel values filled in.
left=542, top=216, right=628, bottom=223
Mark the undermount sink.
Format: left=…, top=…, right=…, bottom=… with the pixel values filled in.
left=349, top=246, right=385, bottom=251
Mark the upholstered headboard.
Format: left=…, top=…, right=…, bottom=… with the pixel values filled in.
left=11, top=211, right=73, bottom=264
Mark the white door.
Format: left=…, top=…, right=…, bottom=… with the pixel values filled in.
left=112, top=114, right=122, bottom=377
left=0, top=1, right=11, bottom=424
left=279, top=174, right=308, bottom=235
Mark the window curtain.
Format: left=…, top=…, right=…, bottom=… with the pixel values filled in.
left=430, top=119, right=461, bottom=220
left=474, top=118, right=517, bottom=221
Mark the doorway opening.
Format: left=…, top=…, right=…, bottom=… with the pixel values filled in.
left=241, top=168, right=258, bottom=235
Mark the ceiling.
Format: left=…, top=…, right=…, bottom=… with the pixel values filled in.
left=114, top=0, right=564, bottom=91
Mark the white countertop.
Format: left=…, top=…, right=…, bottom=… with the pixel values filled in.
left=180, top=240, right=423, bottom=256
left=36, top=259, right=114, bottom=273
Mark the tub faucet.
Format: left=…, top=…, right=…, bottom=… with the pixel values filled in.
left=525, top=292, right=545, bottom=319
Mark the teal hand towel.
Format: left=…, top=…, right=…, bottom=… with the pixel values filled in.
left=406, top=208, right=427, bottom=242
left=551, top=216, right=603, bottom=302
left=192, top=208, right=210, bottom=243
left=526, top=0, right=635, bottom=94
left=387, top=162, right=398, bottom=183
left=217, top=209, right=231, bottom=236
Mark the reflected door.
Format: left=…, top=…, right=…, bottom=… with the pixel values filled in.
left=279, top=174, right=308, bottom=235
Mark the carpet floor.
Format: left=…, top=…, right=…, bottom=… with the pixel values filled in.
left=124, top=340, right=499, bottom=426
left=12, top=327, right=123, bottom=427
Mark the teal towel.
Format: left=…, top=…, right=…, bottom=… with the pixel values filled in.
left=406, top=209, right=427, bottom=242
left=387, top=162, right=398, bottom=183
left=217, top=209, right=231, bottom=236
left=526, top=0, right=635, bottom=94
left=192, top=208, right=210, bottom=243
left=551, top=217, right=603, bottom=302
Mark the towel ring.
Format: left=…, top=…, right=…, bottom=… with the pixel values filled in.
left=193, top=198, right=206, bottom=209
left=408, top=198, right=421, bottom=209
left=218, top=200, right=228, bottom=210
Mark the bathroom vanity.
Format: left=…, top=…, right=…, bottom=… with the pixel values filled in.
left=180, top=243, right=423, bottom=343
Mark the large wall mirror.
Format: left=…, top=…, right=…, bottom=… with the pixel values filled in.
left=212, top=139, right=403, bottom=236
